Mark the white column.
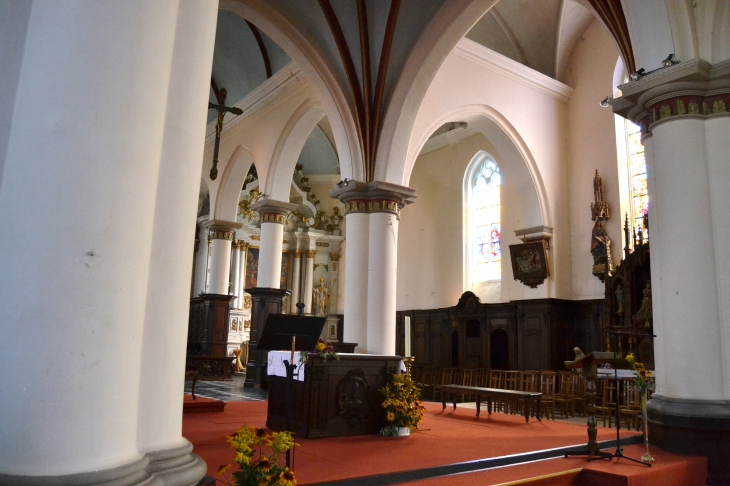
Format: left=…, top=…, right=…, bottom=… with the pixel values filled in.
left=367, top=212, right=399, bottom=355
left=706, top=116, right=730, bottom=398
left=230, top=240, right=241, bottom=306
left=342, top=213, right=370, bottom=350
left=649, top=118, right=723, bottom=400
left=303, top=250, right=316, bottom=314
left=259, top=222, right=285, bottom=288
left=238, top=242, right=248, bottom=309
left=329, top=251, right=341, bottom=314
left=192, top=219, right=210, bottom=297
left=251, top=199, right=297, bottom=289
left=208, top=226, right=236, bottom=295
left=135, top=2, right=217, bottom=480
left=0, top=1, right=215, bottom=483
left=290, top=250, right=303, bottom=312
left=332, top=181, right=415, bottom=353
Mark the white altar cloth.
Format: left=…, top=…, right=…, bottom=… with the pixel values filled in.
left=267, top=351, right=306, bottom=381
left=267, top=351, right=406, bottom=381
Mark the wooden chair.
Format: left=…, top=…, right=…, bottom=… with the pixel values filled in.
left=502, top=371, right=521, bottom=413
left=433, top=368, right=455, bottom=402
left=619, top=379, right=642, bottom=431
left=416, top=367, right=436, bottom=400
left=489, top=370, right=504, bottom=389
left=459, top=368, right=476, bottom=402
left=474, top=368, right=487, bottom=388
left=572, top=373, right=587, bottom=416
left=517, top=371, right=540, bottom=416
left=539, top=371, right=557, bottom=420
left=554, top=371, right=575, bottom=418
left=594, top=378, right=616, bottom=428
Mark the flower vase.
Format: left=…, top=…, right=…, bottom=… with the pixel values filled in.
left=641, top=390, right=654, bottom=463
left=397, top=427, right=411, bottom=437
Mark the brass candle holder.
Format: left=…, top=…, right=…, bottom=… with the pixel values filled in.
left=403, top=356, right=415, bottom=378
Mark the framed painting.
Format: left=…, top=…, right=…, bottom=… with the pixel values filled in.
left=280, top=251, right=292, bottom=290
left=509, top=240, right=549, bottom=288
left=244, top=246, right=259, bottom=290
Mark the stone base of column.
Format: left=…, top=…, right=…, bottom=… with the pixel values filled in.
left=0, top=443, right=207, bottom=486
left=648, top=395, right=730, bottom=485
left=244, top=287, right=290, bottom=389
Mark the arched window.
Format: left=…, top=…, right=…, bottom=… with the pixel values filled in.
left=464, top=153, right=501, bottom=290
left=614, top=58, right=648, bottom=244
left=626, top=121, right=648, bottom=239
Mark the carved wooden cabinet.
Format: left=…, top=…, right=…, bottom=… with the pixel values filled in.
left=266, top=354, right=401, bottom=438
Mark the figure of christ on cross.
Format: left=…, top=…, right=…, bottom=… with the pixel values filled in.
left=208, top=87, right=243, bottom=180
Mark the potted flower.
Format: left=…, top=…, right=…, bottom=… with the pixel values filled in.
left=378, top=373, right=425, bottom=437
left=625, top=352, right=654, bottom=463
left=217, top=424, right=298, bottom=486
left=299, top=338, right=339, bottom=365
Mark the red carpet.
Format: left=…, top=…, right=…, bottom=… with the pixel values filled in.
left=184, top=401, right=688, bottom=485
left=410, top=444, right=706, bottom=485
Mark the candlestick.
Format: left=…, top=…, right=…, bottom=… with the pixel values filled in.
left=291, top=335, right=296, bottom=364
left=404, top=316, right=411, bottom=358
left=403, top=356, right=415, bottom=379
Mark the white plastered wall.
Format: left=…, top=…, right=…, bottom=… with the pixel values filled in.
left=398, top=43, right=575, bottom=309
left=564, top=19, right=622, bottom=300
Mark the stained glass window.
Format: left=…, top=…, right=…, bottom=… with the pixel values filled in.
left=627, top=121, right=648, bottom=240
left=472, top=158, right=501, bottom=282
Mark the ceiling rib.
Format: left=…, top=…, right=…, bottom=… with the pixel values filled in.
left=245, top=20, right=273, bottom=78
left=586, top=0, right=636, bottom=73
left=357, top=0, right=373, bottom=172
left=318, top=0, right=367, bottom=171
left=371, top=0, right=400, bottom=182
left=489, top=8, right=527, bottom=65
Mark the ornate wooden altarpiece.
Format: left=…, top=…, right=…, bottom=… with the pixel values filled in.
left=603, top=215, right=654, bottom=368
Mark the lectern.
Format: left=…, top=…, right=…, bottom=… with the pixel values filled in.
left=564, top=351, right=650, bottom=467
left=564, top=351, right=614, bottom=459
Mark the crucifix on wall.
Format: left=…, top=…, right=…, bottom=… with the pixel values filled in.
left=208, top=87, right=243, bottom=180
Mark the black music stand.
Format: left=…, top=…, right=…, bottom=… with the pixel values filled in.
left=257, top=304, right=326, bottom=468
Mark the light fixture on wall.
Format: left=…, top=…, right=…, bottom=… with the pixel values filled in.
left=599, top=96, right=614, bottom=108
left=662, top=53, right=679, bottom=67
left=629, top=54, right=679, bottom=81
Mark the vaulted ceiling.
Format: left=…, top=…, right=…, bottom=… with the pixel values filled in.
left=209, top=0, right=601, bottom=178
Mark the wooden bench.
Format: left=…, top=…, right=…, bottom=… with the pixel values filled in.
left=440, top=385, right=542, bottom=423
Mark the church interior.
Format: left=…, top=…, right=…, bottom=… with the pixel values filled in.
left=1, top=0, right=730, bottom=485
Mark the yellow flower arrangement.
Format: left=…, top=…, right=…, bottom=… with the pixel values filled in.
left=217, top=424, right=298, bottom=486
left=379, top=373, right=426, bottom=436
left=625, top=352, right=654, bottom=405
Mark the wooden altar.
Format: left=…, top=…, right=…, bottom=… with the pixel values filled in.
left=604, top=216, right=653, bottom=368
left=266, top=354, right=402, bottom=439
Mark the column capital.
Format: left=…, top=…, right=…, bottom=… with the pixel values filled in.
left=612, top=58, right=730, bottom=136
left=209, top=219, right=242, bottom=240
left=330, top=181, right=416, bottom=218
left=252, top=198, right=298, bottom=224
left=306, top=250, right=316, bottom=259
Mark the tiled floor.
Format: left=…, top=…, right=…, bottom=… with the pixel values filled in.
left=184, top=375, right=268, bottom=402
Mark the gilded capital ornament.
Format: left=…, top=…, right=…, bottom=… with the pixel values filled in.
left=330, top=252, right=341, bottom=262
left=306, top=250, right=316, bottom=259
left=294, top=250, right=303, bottom=258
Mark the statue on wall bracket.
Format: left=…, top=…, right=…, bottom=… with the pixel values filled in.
left=590, top=170, right=612, bottom=282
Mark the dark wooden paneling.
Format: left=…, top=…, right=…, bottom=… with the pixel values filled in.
left=397, top=292, right=604, bottom=371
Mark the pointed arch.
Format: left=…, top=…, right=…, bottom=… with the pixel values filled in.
left=213, top=144, right=256, bottom=222
left=264, top=97, right=325, bottom=201
left=406, top=104, right=551, bottom=229
left=220, top=0, right=364, bottom=182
